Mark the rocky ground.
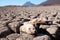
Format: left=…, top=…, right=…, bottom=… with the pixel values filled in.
left=0, top=6, right=60, bottom=40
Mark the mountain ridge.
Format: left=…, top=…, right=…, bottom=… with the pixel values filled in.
left=23, top=1, right=35, bottom=6
left=39, top=0, right=60, bottom=6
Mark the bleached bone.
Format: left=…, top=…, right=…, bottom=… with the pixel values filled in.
left=29, top=17, right=47, bottom=24
left=20, top=22, right=36, bottom=34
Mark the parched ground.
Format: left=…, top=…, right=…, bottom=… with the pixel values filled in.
left=0, top=6, right=60, bottom=40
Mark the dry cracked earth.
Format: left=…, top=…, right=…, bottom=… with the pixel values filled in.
left=0, top=6, right=60, bottom=40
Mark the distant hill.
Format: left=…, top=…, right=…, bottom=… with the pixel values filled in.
left=38, top=0, right=60, bottom=6
left=3, top=5, right=28, bottom=7
left=4, top=5, right=21, bottom=7
left=23, top=1, right=35, bottom=6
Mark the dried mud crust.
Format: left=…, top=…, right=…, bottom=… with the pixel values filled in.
left=0, top=6, right=60, bottom=40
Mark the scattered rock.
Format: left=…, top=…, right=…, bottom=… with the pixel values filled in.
left=0, top=6, right=60, bottom=40
left=46, top=25, right=58, bottom=35
left=33, top=35, right=51, bottom=40
left=6, top=33, right=20, bottom=40
left=40, top=25, right=50, bottom=29
left=48, top=16, right=55, bottom=21
left=57, top=24, right=60, bottom=27
left=0, top=38, right=8, bottom=40
left=0, top=21, right=10, bottom=26
left=16, top=33, right=34, bottom=40
left=8, top=22, right=20, bottom=32
left=0, top=25, right=11, bottom=38
left=55, top=27, right=60, bottom=38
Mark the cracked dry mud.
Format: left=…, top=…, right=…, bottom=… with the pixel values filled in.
left=0, top=6, right=60, bottom=40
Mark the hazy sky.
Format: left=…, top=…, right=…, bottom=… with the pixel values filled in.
left=0, top=0, right=47, bottom=6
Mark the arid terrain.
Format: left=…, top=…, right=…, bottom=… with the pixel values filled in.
left=39, top=0, right=60, bottom=6
left=0, top=6, right=60, bottom=40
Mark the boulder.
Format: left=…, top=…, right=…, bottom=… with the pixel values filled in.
left=40, top=25, right=50, bottom=29
left=46, top=25, right=58, bottom=35
left=8, top=22, right=20, bottom=32
left=0, top=38, right=8, bottom=40
left=0, top=25, right=11, bottom=37
left=33, top=35, right=51, bottom=40
left=6, top=33, right=20, bottom=40
left=16, top=33, right=34, bottom=40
